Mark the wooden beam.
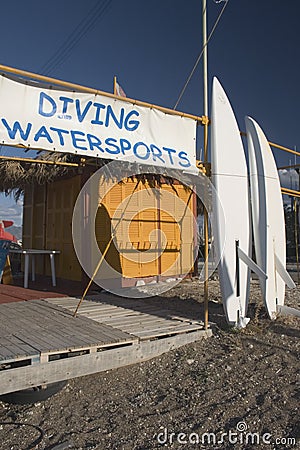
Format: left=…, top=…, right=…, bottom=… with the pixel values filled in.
left=281, top=187, right=300, bottom=197
left=241, top=131, right=300, bottom=157
left=0, top=63, right=205, bottom=124
left=0, top=154, right=80, bottom=167
left=0, top=329, right=211, bottom=395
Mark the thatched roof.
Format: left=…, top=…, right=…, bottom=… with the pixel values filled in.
left=0, top=153, right=204, bottom=214
left=0, top=152, right=79, bottom=200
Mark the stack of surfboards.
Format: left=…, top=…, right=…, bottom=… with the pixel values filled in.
left=211, top=77, right=295, bottom=327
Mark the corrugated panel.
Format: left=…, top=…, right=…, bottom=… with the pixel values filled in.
left=99, top=177, right=196, bottom=280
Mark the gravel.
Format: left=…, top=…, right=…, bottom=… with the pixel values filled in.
left=0, top=279, right=299, bottom=450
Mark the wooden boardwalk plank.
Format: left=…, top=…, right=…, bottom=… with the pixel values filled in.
left=46, top=297, right=205, bottom=327
left=47, top=297, right=186, bottom=322
left=47, top=298, right=181, bottom=320
left=23, top=300, right=135, bottom=343
left=2, top=335, right=40, bottom=357
left=0, top=295, right=205, bottom=368
left=45, top=297, right=205, bottom=342
left=0, top=300, right=137, bottom=361
left=0, top=294, right=210, bottom=396
left=134, top=323, right=204, bottom=339
left=118, top=320, right=201, bottom=333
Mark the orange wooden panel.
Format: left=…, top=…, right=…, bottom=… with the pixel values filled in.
left=100, top=177, right=195, bottom=279
left=120, top=253, right=141, bottom=278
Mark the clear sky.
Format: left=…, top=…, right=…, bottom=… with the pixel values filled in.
left=0, top=0, right=299, bottom=224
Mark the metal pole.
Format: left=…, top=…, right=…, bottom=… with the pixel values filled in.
left=202, top=0, right=209, bottom=329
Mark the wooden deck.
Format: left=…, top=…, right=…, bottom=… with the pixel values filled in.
left=0, top=277, right=85, bottom=304
left=48, top=294, right=205, bottom=340
left=0, top=295, right=212, bottom=395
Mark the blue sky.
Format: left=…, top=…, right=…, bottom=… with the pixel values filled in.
left=0, top=0, right=299, bottom=226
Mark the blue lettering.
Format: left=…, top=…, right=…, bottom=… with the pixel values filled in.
left=105, top=105, right=124, bottom=129
left=76, top=100, right=92, bottom=123
left=91, top=103, right=106, bottom=125
left=38, top=92, right=57, bottom=117
left=124, top=110, right=140, bottom=131
left=59, top=96, right=73, bottom=114
left=87, top=134, right=104, bottom=152
left=120, top=138, right=131, bottom=154
left=105, top=137, right=120, bottom=154
left=86, top=134, right=105, bottom=153
left=71, top=131, right=87, bottom=150
left=150, top=144, right=165, bottom=163
left=162, top=146, right=176, bottom=165
left=1, top=119, right=32, bottom=140
left=34, top=125, right=53, bottom=143
left=50, top=127, right=69, bottom=146
left=133, top=142, right=150, bottom=160
left=178, top=151, right=191, bottom=167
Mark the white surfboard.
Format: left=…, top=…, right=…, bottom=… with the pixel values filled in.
left=245, top=116, right=295, bottom=319
left=211, top=78, right=253, bottom=327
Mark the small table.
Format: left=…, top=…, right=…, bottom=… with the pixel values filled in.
left=10, top=249, right=60, bottom=289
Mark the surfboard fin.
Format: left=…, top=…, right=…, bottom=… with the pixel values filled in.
left=274, top=254, right=296, bottom=289
left=277, top=304, right=300, bottom=318
left=236, top=316, right=251, bottom=329
left=237, top=247, right=267, bottom=280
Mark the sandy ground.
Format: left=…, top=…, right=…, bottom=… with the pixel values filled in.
left=0, top=278, right=299, bottom=450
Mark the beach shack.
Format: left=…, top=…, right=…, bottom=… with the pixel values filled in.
left=0, top=64, right=214, bottom=402
left=22, top=167, right=198, bottom=287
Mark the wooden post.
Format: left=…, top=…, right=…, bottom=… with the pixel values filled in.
left=113, top=76, right=117, bottom=95
left=294, top=198, right=299, bottom=283
left=202, top=0, right=209, bottom=329
left=2, top=256, right=13, bottom=284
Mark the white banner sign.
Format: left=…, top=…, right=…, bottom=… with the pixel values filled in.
left=0, top=76, right=197, bottom=170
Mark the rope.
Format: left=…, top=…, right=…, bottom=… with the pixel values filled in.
left=73, top=233, right=115, bottom=317
left=174, top=0, right=229, bottom=110
left=0, top=422, right=44, bottom=450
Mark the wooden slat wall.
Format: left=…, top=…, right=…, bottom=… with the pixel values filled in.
left=46, top=176, right=82, bottom=281
left=22, top=184, right=34, bottom=248
left=99, top=178, right=195, bottom=280
left=22, top=174, right=196, bottom=283
left=23, top=176, right=82, bottom=281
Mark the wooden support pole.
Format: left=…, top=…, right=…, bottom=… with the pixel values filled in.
left=294, top=198, right=299, bottom=283
left=241, top=131, right=300, bottom=158
left=269, top=141, right=300, bottom=157
left=203, top=123, right=209, bottom=330
left=0, top=63, right=205, bottom=124
left=202, top=0, right=209, bottom=330
left=0, top=154, right=80, bottom=167
left=281, top=187, right=300, bottom=198
left=113, top=76, right=117, bottom=95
